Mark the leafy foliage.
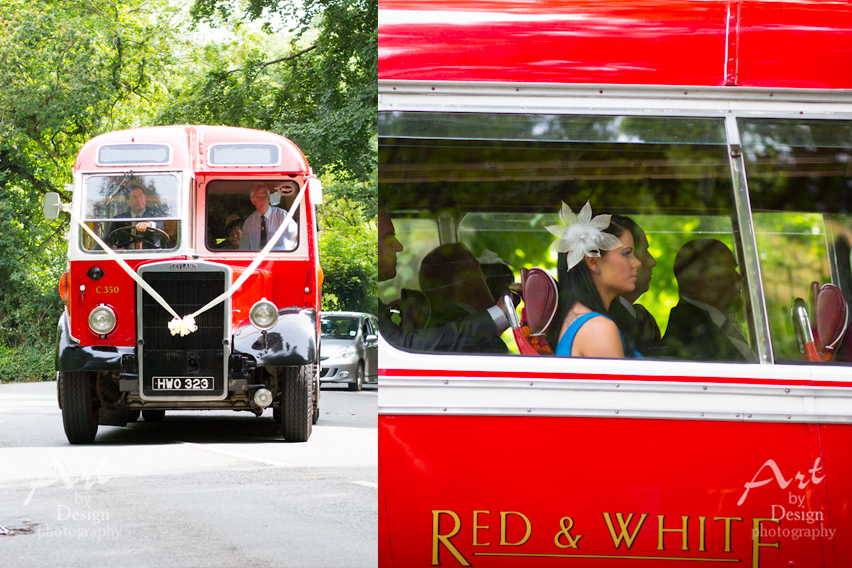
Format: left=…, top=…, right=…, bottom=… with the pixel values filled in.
left=319, top=185, right=377, bottom=315
left=0, top=0, right=377, bottom=380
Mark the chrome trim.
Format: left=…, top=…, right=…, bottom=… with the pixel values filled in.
left=379, top=374, right=852, bottom=424
left=725, top=115, right=773, bottom=364
left=379, top=81, right=852, bottom=118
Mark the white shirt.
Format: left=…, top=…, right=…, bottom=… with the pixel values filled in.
left=240, top=207, right=298, bottom=251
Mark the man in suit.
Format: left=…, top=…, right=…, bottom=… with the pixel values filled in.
left=240, top=182, right=298, bottom=251
left=378, top=209, right=509, bottom=352
left=108, top=185, right=165, bottom=249
left=662, top=239, right=757, bottom=362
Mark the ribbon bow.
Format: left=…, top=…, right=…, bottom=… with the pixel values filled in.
left=168, top=315, right=198, bottom=337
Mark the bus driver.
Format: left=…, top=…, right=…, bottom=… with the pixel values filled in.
left=108, top=185, right=166, bottom=249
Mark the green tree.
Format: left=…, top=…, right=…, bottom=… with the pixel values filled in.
left=319, top=186, right=377, bottom=314
left=0, top=0, right=184, bottom=368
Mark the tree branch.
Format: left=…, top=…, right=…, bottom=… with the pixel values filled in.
left=225, top=43, right=318, bottom=76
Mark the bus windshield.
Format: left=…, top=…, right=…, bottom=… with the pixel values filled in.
left=81, top=173, right=180, bottom=252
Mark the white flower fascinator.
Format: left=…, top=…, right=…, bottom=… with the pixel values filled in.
left=546, top=201, right=622, bottom=270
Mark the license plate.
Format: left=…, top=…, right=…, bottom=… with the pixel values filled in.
left=151, top=377, right=214, bottom=391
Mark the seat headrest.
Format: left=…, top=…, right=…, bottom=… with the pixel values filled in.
left=521, top=267, right=558, bottom=335
left=816, top=283, right=848, bottom=350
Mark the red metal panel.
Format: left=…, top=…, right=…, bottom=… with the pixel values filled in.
left=379, top=0, right=730, bottom=85
left=380, top=414, right=849, bottom=567
left=737, top=1, right=852, bottom=89
left=379, top=0, right=852, bottom=89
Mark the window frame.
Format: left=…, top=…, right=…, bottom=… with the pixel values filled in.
left=379, top=83, right=852, bottom=369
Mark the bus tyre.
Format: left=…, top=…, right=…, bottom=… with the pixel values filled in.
left=312, top=364, right=320, bottom=425
left=348, top=362, right=364, bottom=392
left=127, top=410, right=141, bottom=423
left=60, top=371, right=98, bottom=445
left=142, top=409, right=165, bottom=422
left=281, top=365, right=313, bottom=442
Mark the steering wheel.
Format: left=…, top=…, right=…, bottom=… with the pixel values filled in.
left=108, top=225, right=170, bottom=249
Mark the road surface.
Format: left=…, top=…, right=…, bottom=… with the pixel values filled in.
left=0, top=381, right=377, bottom=568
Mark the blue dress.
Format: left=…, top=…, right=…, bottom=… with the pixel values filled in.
left=555, top=312, right=641, bottom=357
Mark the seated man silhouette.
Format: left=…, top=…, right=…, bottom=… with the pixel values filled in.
left=378, top=209, right=509, bottom=353
left=477, top=249, right=517, bottom=304
left=419, top=243, right=508, bottom=354
left=607, top=215, right=661, bottom=356
left=661, top=239, right=756, bottom=362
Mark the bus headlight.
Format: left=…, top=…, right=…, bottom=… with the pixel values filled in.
left=249, top=299, right=279, bottom=330
left=88, top=305, right=116, bottom=335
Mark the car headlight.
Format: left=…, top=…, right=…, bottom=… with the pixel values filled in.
left=249, top=299, right=279, bottom=330
left=335, top=345, right=357, bottom=359
left=88, top=305, right=116, bottom=335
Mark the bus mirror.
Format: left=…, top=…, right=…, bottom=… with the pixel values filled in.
left=310, top=177, right=323, bottom=204
left=44, top=192, right=63, bottom=220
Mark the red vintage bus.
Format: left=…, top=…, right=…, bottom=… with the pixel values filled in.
left=379, top=1, right=852, bottom=567
left=45, top=125, right=322, bottom=444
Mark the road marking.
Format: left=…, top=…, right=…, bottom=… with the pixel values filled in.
left=180, top=442, right=295, bottom=468
left=351, top=481, right=378, bottom=489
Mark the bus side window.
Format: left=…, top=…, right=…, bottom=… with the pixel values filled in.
left=379, top=112, right=756, bottom=363
left=742, top=118, right=852, bottom=364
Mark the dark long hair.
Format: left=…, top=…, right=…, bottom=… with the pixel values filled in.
left=547, top=214, right=631, bottom=346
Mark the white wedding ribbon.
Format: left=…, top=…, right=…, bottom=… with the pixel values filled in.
left=63, top=180, right=309, bottom=336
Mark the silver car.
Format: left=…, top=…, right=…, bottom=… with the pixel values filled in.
left=319, top=312, right=378, bottom=391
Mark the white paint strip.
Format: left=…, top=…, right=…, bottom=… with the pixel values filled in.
left=351, top=481, right=378, bottom=490
left=180, top=442, right=294, bottom=468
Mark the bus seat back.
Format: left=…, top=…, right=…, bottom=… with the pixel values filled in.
left=521, top=267, right=558, bottom=336
left=816, top=283, right=849, bottom=355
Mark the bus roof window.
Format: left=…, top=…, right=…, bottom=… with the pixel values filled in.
left=208, top=143, right=281, bottom=166
left=96, top=144, right=171, bottom=166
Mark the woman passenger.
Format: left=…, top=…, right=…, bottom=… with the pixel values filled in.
left=546, top=202, right=642, bottom=358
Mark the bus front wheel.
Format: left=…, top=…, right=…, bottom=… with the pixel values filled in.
left=280, top=365, right=313, bottom=442
left=59, top=371, right=99, bottom=444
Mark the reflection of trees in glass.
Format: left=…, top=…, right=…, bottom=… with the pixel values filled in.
left=87, top=175, right=177, bottom=218
left=753, top=214, right=832, bottom=360
left=741, top=119, right=852, bottom=360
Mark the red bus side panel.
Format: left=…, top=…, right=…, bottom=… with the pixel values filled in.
left=380, top=414, right=849, bottom=567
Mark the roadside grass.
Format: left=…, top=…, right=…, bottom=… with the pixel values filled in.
left=0, top=342, right=54, bottom=383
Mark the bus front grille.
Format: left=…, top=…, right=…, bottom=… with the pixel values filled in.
left=139, top=268, right=228, bottom=397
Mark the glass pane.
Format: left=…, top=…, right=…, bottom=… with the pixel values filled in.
left=379, top=112, right=727, bottom=145
left=97, top=144, right=170, bottom=165
left=82, top=174, right=179, bottom=252
left=741, top=118, right=852, bottom=364
left=380, top=112, right=755, bottom=362
left=208, top=144, right=280, bottom=166
left=205, top=180, right=299, bottom=252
